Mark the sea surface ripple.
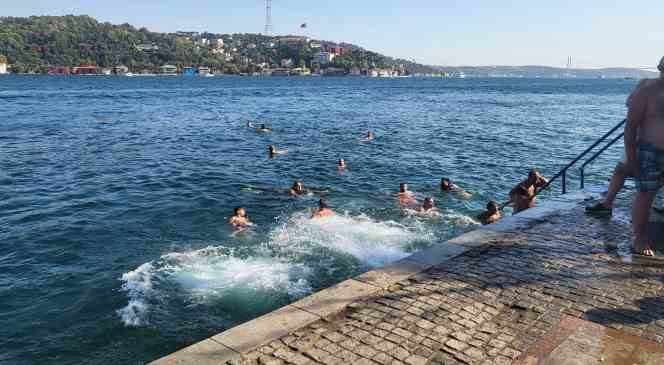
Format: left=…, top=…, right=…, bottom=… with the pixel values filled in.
left=0, top=76, right=635, bottom=364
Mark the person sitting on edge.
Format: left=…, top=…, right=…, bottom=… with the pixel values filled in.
left=311, top=199, right=335, bottom=219
left=229, top=207, right=252, bottom=229
left=289, top=180, right=307, bottom=196
left=419, top=197, right=440, bottom=213
left=398, top=183, right=418, bottom=205
left=441, top=177, right=472, bottom=198
left=361, top=131, right=374, bottom=142
left=477, top=201, right=502, bottom=225
left=338, top=158, right=347, bottom=171
left=623, top=56, right=664, bottom=257
left=508, top=169, right=548, bottom=214
left=269, top=145, right=288, bottom=157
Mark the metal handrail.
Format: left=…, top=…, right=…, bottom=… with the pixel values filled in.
left=534, top=119, right=626, bottom=197
left=579, top=131, right=625, bottom=189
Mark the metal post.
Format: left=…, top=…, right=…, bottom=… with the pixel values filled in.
left=562, top=169, right=567, bottom=194
left=580, top=168, right=585, bottom=189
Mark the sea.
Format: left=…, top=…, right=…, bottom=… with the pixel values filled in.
left=0, top=75, right=636, bottom=364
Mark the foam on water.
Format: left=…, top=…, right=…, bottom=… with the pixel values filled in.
left=117, top=246, right=311, bottom=326
left=269, top=212, right=433, bottom=268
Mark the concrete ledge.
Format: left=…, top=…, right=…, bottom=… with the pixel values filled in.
left=291, top=279, right=382, bottom=319
left=149, top=338, right=239, bottom=365
left=150, top=194, right=589, bottom=364
left=355, top=258, right=431, bottom=289
left=212, top=305, right=319, bottom=354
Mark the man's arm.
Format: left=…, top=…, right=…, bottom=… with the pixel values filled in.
left=625, top=82, right=649, bottom=171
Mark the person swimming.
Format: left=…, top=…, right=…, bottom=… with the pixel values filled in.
left=398, top=183, right=418, bottom=205
left=338, top=158, right=347, bottom=170
left=419, top=197, right=440, bottom=213
left=508, top=169, right=548, bottom=214
left=247, top=121, right=271, bottom=132
left=361, top=131, right=375, bottom=142
left=477, top=201, right=502, bottom=225
left=441, top=178, right=472, bottom=198
left=289, top=180, right=307, bottom=196
left=269, top=145, right=288, bottom=157
left=229, top=207, right=253, bottom=229
left=257, top=124, right=271, bottom=133
left=311, top=199, right=335, bottom=219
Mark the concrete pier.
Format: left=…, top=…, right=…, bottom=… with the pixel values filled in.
left=150, top=191, right=664, bottom=365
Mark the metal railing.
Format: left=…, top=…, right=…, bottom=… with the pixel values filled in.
left=536, top=119, right=626, bottom=197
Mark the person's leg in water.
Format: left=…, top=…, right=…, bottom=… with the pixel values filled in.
left=586, top=162, right=628, bottom=214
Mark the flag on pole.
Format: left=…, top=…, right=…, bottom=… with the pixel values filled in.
left=300, top=22, right=307, bottom=29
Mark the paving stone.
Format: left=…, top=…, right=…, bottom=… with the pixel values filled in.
left=213, top=198, right=664, bottom=365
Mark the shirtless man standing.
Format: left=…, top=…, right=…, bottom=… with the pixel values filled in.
left=625, top=56, right=664, bottom=256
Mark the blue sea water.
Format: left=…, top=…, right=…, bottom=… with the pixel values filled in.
left=0, top=76, right=636, bottom=364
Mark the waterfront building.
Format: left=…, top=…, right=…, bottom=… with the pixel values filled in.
left=113, top=65, right=129, bottom=75
left=198, top=67, right=211, bottom=76
left=313, top=52, right=335, bottom=65
left=159, top=65, right=178, bottom=75
left=291, top=67, right=311, bottom=76
left=72, top=66, right=99, bottom=75
left=48, top=65, right=70, bottom=75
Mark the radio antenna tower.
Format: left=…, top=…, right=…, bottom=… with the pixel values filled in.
left=264, top=0, right=273, bottom=35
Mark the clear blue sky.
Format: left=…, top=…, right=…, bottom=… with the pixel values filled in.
left=4, top=0, right=664, bottom=69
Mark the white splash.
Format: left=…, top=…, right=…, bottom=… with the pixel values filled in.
left=269, top=212, right=432, bottom=268
left=117, top=247, right=311, bottom=327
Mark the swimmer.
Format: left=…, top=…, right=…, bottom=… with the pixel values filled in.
left=419, top=197, right=440, bottom=213
left=229, top=207, right=253, bottom=229
left=269, top=145, right=288, bottom=157
left=398, top=183, right=418, bottom=205
left=289, top=180, right=307, bottom=196
left=508, top=169, right=548, bottom=214
left=311, top=199, right=335, bottom=219
left=361, top=131, right=375, bottom=142
left=476, top=201, right=502, bottom=225
left=257, top=124, right=272, bottom=133
left=288, top=180, right=331, bottom=196
left=441, top=178, right=472, bottom=198
left=338, top=158, right=347, bottom=171
left=247, top=121, right=271, bottom=132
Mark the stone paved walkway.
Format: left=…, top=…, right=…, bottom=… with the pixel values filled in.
left=231, top=204, right=664, bottom=365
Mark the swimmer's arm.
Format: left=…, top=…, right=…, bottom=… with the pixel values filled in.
left=625, top=84, right=648, bottom=166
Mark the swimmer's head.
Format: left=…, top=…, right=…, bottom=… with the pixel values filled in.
left=292, top=180, right=304, bottom=192
left=318, top=199, right=329, bottom=209
left=528, top=169, right=541, bottom=182
left=338, top=158, right=346, bottom=167
left=367, top=131, right=373, bottom=137
left=486, top=201, right=499, bottom=213
left=399, top=183, right=408, bottom=193
left=441, top=178, right=451, bottom=190
left=269, top=145, right=276, bottom=154
left=423, top=197, right=435, bottom=209
left=261, top=124, right=266, bottom=129
left=234, top=207, right=246, bottom=217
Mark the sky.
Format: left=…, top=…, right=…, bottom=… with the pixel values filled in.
left=4, top=0, right=664, bottom=69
